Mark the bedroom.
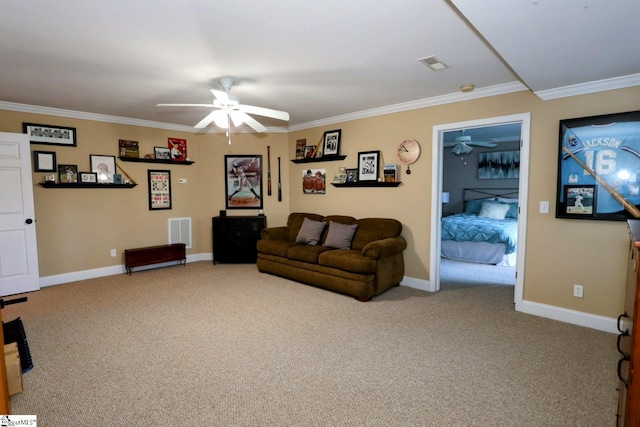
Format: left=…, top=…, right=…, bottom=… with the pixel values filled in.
left=438, top=121, right=523, bottom=290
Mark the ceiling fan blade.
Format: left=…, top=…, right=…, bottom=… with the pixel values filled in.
left=470, top=141, right=498, bottom=147
left=157, top=103, right=215, bottom=107
left=194, top=111, right=218, bottom=129
left=443, top=142, right=457, bottom=147
left=241, top=114, right=268, bottom=133
left=240, top=104, right=290, bottom=121
left=211, top=89, right=229, bottom=102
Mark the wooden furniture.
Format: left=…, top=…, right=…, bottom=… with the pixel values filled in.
left=124, top=243, right=186, bottom=275
left=212, top=216, right=266, bottom=264
left=618, top=220, right=640, bottom=425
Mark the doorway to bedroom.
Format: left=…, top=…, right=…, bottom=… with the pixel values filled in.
left=430, top=113, right=530, bottom=306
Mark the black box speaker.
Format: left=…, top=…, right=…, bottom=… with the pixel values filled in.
left=219, top=210, right=226, bottom=217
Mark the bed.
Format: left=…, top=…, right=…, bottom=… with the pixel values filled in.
left=441, top=188, right=519, bottom=266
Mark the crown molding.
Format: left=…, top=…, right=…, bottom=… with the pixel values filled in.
left=0, top=101, right=288, bottom=134
left=288, top=82, right=528, bottom=131
left=534, top=73, right=640, bottom=100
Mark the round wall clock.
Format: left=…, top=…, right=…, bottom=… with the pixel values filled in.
left=397, top=139, right=421, bottom=174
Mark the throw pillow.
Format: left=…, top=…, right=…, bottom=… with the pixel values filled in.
left=478, top=201, right=510, bottom=220
left=295, top=217, right=326, bottom=245
left=323, top=221, right=358, bottom=250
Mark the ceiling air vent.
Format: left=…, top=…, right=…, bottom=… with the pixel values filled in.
left=418, top=56, right=449, bottom=71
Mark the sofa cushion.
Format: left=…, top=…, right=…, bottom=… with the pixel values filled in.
left=287, top=213, right=325, bottom=241
left=318, top=249, right=377, bottom=274
left=257, top=239, right=299, bottom=258
left=295, top=217, right=327, bottom=245
left=323, top=221, right=359, bottom=249
left=287, top=244, right=333, bottom=263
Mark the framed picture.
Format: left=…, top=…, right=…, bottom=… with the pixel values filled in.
left=225, top=155, right=263, bottom=209
left=118, top=140, right=139, bottom=158
left=345, top=168, right=358, bottom=183
left=33, top=151, right=57, bottom=172
left=304, top=145, right=316, bottom=159
left=154, top=146, right=171, bottom=160
left=90, top=154, right=116, bottom=184
left=357, top=150, right=380, bottom=181
left=303, top=169, right=326, bottom=193
left=23, top=123, right=77, bottom=147
left=563, top=185, right=596, bottom=217
left=79, top=172, right=97, bottom=183
left=148, top=170, right=172, bottom=210
left=556, top=110, right=640, bottom=220
left=478, top=150, right=520, bottom=179
left=322, top=129, right=341, bottom=157
left=168, top=138, right=187, bottom=161
left=58, top=164, right=78, bottom=183
left=295, top=139, right=306, bottom=160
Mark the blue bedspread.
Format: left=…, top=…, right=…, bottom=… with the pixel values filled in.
left=441, top=214, right=518, bottom=254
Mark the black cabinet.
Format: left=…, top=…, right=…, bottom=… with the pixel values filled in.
left=212, top=216, right=266, bottom=264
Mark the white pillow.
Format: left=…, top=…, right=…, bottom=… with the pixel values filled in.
left=478, top=201, right=510, bottom=220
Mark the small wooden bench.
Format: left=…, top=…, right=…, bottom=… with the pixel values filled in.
left=124, top=243, right=186, bottom=275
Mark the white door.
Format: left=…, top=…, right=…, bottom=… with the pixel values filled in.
left=0, top=132, right=40, bottom=296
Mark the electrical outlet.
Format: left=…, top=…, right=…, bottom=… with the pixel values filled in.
left=573, top=284, right=584, bottom=298
left=110, top=249, right=117, bottom=257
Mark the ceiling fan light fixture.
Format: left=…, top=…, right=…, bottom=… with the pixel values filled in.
left=212, top=110, right=229, bottom=128
left=452, top=144, right=473, bottom=155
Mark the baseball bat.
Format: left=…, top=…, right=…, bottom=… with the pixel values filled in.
left=277, top=156, right=282, bottom=202
left=267, top=146, right=272, bottom=196
left=562, top=146, right=640, bottom=218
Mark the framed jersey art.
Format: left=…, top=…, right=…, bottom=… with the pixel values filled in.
left=556, top=110, right=640, bottom=220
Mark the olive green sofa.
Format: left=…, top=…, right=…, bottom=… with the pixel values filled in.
left=256, top=212, right=407, bottom=301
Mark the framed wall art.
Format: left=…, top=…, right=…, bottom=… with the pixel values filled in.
left=322, top=129, right=341, bottom=157
left=478, top=150, right=520, bottom=179
left=225, top=155, right=263, bottom=209
left=154, top=146, right=171, bottom=160
left=148, top=170, right=172, bottom=210
left=563, top=185, right=596, bottom=217
left=556, top=110, right=640, bottom=220
left=303, top=168, right=326, bottom=193
left=23, top=123, right=77, bottom=146
left=58, top=164, right=78, bottom=183
left=34, top=151, right=57, bottom=172
left=90, top=154, right=116, bottom=184
left=79, top=172, right=97, bottom=184
left=357, top=150, right=380, bottom=181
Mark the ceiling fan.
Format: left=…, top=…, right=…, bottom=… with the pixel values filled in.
left=157, top=77, right=290, bottom=134
left=444, top=131, right=498, bottom=155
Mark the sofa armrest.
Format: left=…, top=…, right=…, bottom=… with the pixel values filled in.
left=261, top=226, right=290, bottom=240
left=361, top=236, right=407, bottom=259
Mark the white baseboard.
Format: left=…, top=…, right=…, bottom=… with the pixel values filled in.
left=400, top=275, right=617, bottom=333
left=517, top=299, right=617, bottom=334
left=39, top=253, right=211, bottom=288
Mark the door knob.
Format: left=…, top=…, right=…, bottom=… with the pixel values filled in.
left=25, top=218, right=33, bottom=224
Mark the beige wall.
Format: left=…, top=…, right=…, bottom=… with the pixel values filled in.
left=1, top=85, right=638, bottom=319
left=288, top=87, right=640, bottom=319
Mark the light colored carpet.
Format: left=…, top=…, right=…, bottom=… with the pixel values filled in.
left=440, top=257, right=516, bottom=289
left=4, top=261, right=618, bottom=426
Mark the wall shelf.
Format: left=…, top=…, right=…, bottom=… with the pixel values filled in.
left=118, top=157, right=194, bottom=165
left=331, top=182, right=401, bottom=188
left=291, top=155, right=346, bottom=164
left=39, top=183, right=137, bottom=189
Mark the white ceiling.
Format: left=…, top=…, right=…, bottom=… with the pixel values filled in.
left=0, top=0, right=638, bottom=133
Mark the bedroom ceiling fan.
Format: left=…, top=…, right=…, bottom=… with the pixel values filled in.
left=444, top=131, right=498, bottom=155
left=157, top=77, right=290, bottom=143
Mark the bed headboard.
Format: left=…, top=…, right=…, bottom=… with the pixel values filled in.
left=463, top=188, right=519, bottom=203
